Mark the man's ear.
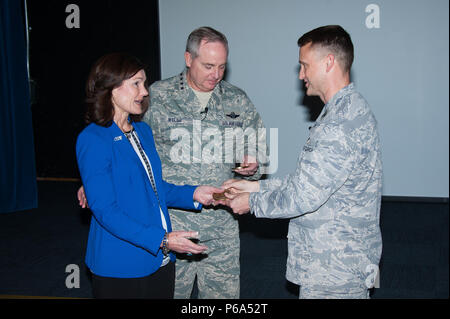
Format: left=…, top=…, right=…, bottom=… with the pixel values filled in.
left=325, top=54, right=335, bottom=73
left=184, top=51, right=192, bottom=68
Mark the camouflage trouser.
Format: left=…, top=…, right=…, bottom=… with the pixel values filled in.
left=299, top=284, right=369, bottom=299
left=174, top=238, right=240, bottom=299
left=170, top=208, right=240, bottom=299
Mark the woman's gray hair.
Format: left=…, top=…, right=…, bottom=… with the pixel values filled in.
left=186, top=26, right=228, bottom=59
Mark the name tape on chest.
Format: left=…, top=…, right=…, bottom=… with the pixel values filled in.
left=167, top=116, right=243, bottom=128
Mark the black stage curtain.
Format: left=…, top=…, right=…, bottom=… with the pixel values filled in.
left=0, top=0, right=38, bottom=213
left=27, top=0, right=161, bottom=178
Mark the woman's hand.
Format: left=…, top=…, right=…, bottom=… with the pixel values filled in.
left=165, top=231, right=207, bottom=255
left=77, top=186, right=89, bottom=208
left=193, top=185, right=224, bottom=206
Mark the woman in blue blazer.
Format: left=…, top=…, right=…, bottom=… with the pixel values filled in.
left=76, top=53, right=221, bottom=298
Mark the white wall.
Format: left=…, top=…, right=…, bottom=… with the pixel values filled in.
left=158, top=0, right=449, bottom=198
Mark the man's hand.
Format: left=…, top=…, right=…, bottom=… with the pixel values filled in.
left=194, top=185, right=224, bottom=206
left=211, top=187, right=252, bottom=215
left=77, top=186, right=89, bottom=208
left=212, top=180, right=258, bottom=212
left=226, top=192, right=251, bottom=215
left=233, top=155, right=258, bottom=176
left=166, top=231, right=208, bottom=255
left=222, top=179, right=260, bottom=194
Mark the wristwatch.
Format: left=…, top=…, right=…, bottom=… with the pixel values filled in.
left=162, top=232, right=169, bottom=256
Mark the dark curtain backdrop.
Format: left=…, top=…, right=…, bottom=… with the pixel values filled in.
left=0, top=0, right=38, bottom=213
left=27, top=0, right=161, bottom=178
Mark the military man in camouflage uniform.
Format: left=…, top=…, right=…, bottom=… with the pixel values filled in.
left=143, top=27, right=265, bottom=298
left=221, top=25, right=383, bottom=299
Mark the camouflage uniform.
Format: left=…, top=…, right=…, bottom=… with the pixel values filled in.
left=143, top=70, right=265, bottom=298
left=249, top=83, right=383, bottom=299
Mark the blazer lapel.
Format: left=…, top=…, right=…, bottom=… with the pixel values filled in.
left=106, top=122, right=171, bottom=231
left=108, top=122, right=156, bottom=200
left=108, top=122, right=139, bottom=163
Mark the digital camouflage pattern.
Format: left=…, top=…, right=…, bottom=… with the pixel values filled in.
left=143, top=70, right=265, bottom=298
left=249, top=83, right=383, bottom=298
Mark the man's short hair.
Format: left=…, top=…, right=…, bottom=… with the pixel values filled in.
left=186, top=26, right=229, bottom=59
left=297, top=25, right=354, bottom=73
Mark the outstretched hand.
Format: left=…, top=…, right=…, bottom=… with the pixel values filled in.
left=212, top=180, right=255, bottom=215
left=194, top=185, right=225, bottom=206
left=225, top=192, right=251, bottom=215
left=221, top=179, right=260, bottom=194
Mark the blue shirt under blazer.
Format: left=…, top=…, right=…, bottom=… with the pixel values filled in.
left=76, top=121, right=200, bottom=278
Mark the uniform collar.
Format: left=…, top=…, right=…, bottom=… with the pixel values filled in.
left=325, top=82, right=355, bottom=109
left=318, top=82, right=355, bottom=122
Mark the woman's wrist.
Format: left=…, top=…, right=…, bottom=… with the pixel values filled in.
left=161, top=232, right=170, bottom=256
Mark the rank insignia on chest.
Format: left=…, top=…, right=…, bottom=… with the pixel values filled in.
left=226, top=112, right=240, bottom=119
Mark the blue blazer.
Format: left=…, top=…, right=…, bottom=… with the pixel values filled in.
left=76, top=121, right=200, bottom=278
